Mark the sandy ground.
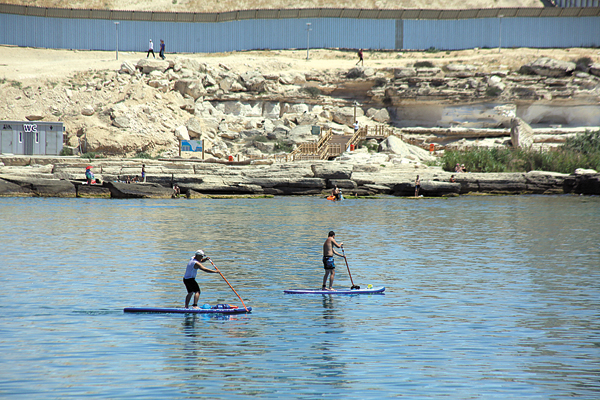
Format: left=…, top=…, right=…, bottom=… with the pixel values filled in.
left=1, top=45, right=598, bottom=86
left=3, top=0, right=546, bottom=14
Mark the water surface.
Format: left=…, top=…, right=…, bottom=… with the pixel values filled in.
left=0, top=195, right=599, bottom=399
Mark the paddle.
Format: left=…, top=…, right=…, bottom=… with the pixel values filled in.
left=341, top=245, right=360, bottom=290
left=206, top=257, right=249, bottom=312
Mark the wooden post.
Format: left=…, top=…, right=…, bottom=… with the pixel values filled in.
left=202, top=139, right=204, bottom=160
left=178, top=139, right=181, bottom=157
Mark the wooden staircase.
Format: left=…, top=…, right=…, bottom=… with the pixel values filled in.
left=289, top=125, right=393, bottom=161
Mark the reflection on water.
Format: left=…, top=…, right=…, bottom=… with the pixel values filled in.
left=0, top=195, right=599, bottom=399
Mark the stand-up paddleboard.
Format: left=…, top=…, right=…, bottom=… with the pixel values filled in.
left=284, top=287, right=385, bottom=295
left=124, top=304, right=252, bottom=314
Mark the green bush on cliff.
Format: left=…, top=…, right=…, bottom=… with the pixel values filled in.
left=441, top=130, right=600, bottom=174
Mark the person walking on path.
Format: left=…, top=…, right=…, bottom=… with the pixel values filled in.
left=356, top=49, right=364, bottom=66
left=322, top=231, right=344, bottom=290
left=147, top=39, right=155, bottom=58
left=414, top=175, right=421, bottom=197
left=183, top=250, right=218, bottom=309
left=141, top=164, right=146, bottom=183
left=159, top=39, right=166, bottom=60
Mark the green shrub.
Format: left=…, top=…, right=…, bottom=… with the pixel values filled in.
left=302, top=86, right=321, bottom=97
left=80, top=152, right=105, bottom=159
left=252, top=135, right=268, bottom=143
left=425, top=47, right=439, bottom=53
left=59, top=147, right=73, bottom=156
left=414, top=61, right=435, bottom=68
left=441, top=130, right=600, bottom=174
left=135, top=152, right=153, bottom=159
left=274, top=141, right=294, bottom=153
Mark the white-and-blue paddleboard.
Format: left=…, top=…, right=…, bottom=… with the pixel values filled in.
left=284, top=287, right=385, bottom=295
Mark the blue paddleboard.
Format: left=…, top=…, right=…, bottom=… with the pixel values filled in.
left=284, top=287, right=385, bottom=295
left=124, top=306, right=252, bottom=314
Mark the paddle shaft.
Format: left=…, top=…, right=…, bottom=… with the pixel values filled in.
left=341, top=246, right=357, bottom=287
left=207, top=258, right=249, bottom=312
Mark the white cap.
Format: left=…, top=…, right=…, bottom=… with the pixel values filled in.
left=195, top=249, right=205, bottom=257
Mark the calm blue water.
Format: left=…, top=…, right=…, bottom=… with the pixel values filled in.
left=0, top=195, right=599, bottom=399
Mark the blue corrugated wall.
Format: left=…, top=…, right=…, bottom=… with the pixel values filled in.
left=404, top=16, right=600, bottom=49
left=0, top=13, right=598, bottom=51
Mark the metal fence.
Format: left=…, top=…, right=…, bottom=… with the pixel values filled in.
left=1, top=5, right=599, bottom=52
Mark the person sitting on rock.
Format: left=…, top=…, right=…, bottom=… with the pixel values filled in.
left=85, top=166, right=95, bottom=184
left=173, top=184, right=181, bottom=197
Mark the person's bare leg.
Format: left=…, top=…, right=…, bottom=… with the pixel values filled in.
left=328, top=269, right=336, bottom=290
left=185, top=292, right=193, bottom=308
left=192, top=292, right=200, bottom=308
left=322, top=270, right=330, bottom=289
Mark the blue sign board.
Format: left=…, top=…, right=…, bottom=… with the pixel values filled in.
left=181, top=140, right=203, bottom=152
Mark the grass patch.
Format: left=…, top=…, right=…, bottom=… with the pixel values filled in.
left=301, top=86, right=321, bottom=97
left=80, top=152, right=106, bottom=159
left=252, top=135, right=268, bottom=143
left=414, top=61, right=435, bottom=68
left=134, top=152, right=153, bottom=159
left=274, top=141, right=294, bottom=152
left=441, top=130, right=600, bottom=174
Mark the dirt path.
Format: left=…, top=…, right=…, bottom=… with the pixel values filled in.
left=1, top=45, right=597, bottom=86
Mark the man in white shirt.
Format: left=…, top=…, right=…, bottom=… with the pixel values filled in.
left=183, top=250, right=217, bottom=308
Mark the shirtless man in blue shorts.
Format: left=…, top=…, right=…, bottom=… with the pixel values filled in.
left=322, top=231, right=344, bottom=290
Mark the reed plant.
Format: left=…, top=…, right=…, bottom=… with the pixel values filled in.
left=441, top=130, right=600, bottom=174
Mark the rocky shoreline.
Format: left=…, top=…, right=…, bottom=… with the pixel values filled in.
left=1, top=155, right=598, bottom=198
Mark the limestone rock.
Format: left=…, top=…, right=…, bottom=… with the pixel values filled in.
left=119, top=61, right=136, bottom=75
left=590, top=63, right=600, bottom=78
left=174, top=125, right=189, bottom=141
left=106, top=182, right=173, bottom=199
left=510, top=117, right=534, bottom=148
left=332, top=107, right=365, bottom=126
left=574, top=168, right=598, bottom=175
left=287, top=125, right=315, bottom=145
left=174, top=79, right=206, bottom=100
left=445, top=63, right=478, bottom=78
left=394, top=67, right=417, bottom=79
left=378, top=135, right=434, bottom=162
left=346, top=66, right=375, bottom=79
left=311, top=163, right=353, bottom=180
left=112, top=116, right=130, bottom=129
left=529, top=58, right=576, bottom=77
left=81, top=106, right=95, bottom=116
left=185, top=118, right=203, bottom=138
left=136, top=59, right=170, bottom=74
left=240, top=71, right=266, bottom=92
left=488, top=75, right=506, bottom=92
left=370, top=108, right=390, bottom=123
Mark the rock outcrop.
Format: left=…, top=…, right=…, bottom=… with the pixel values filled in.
left=1, top=156, right=597, bottom=198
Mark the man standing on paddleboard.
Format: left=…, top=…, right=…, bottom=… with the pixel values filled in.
left=184, top=250, right=218, bottom=309
left=323, top=231, right=344, bottom=290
